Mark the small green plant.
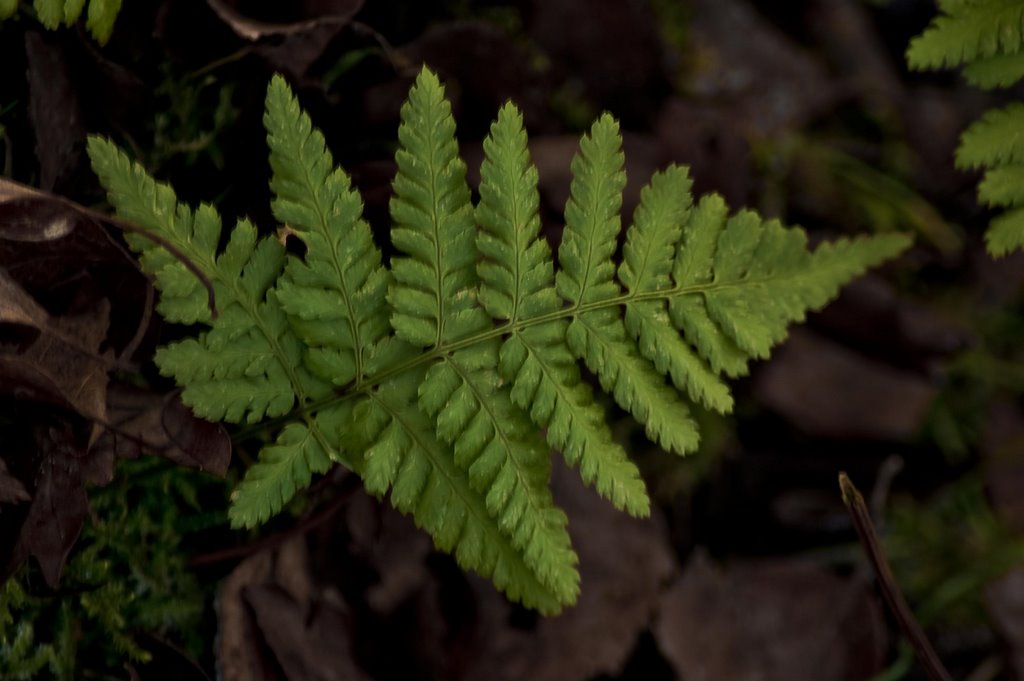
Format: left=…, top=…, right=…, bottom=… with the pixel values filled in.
left=907, top=0, right=1024, bottom=256
left=0, top=0, right=122, bottom=44
left=87, top=66, right=909, bottom=612
left=0, top=458, right=217, bottom=680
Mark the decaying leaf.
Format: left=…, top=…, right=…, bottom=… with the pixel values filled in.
left=8, top=422, right=92, bottom=588
left=205, top=0, right=365, bottom=77
left=653, top=551, right=887, bottom=681
left=0, top=177, right=82, bottom=242
left=93, top=383, right=231, bottom=476
left=0, top=269, right=112, bottom=424
left=218, top=537, right=371, bottom=681
left=205, top=0, right=363, bottom=40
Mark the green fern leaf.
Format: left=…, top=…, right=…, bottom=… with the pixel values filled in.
left=265, top=74, right=391, bottom=388
left=907, top=1, right=1024, bottom=256
left=87, top=138, right=342, bottom=525
left=620, top=166, right=733, bottom=413
left=85, top=0, right=121, bottom=44
left=418, top=342, right=579, bottom=601
left=478, top=105, right=650, bottom=514
left=29, top=0, right=119, bottom=42
left=62, top=0, right=84, bottom=26
left=955, top=104, right=1024, bottom=255
left=228, top=422, right=332, bottom=527
left=88, top=65, right=910, bottom=615
left=476, top=103, right=557, bottom=322
left=979, top=165, right=1024, bottom=207
left=389, top=68, right=489, bottom=348
left=673, top=199, right=910, bottom=362
left=956, top=104, right=1024, bottom=169
left=34, top=0, right=63, bottom=27
left=963, top=52, right=1024, bottom=88
left=0, top=0, right=16, bottom=20
left=354, top=371, right=563, bottom=614
left=986, top=207, right=1024, bottom=256
left=907, top=0, right=1024, bottom=71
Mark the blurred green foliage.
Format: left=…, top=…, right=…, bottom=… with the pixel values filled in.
left=0, top=458, right=227, bottom=679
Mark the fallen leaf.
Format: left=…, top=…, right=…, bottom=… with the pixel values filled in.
left=218, top=549, right=278, bottom=681
left=653, top=551, right=887, bottom=681
left=218, top=537, right=371, bottom=681
left=205, top=0, right=365, bottom=78
left=752, top=329, right=937, bottom=441
left=93, top=383, right=231, bottom=476
left=246, top=584, right=370, bottom=681
left=205, top=0, right=363, bottom=40
left=0, top=177, right=81, bottom=242
left=0, top=269, right=111, bottom=425
left=8, top=422, right=91, bottom=588
left=343, top=490, right=434, bottom=614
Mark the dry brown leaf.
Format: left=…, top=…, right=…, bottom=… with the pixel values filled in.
left=205, top=0, right=363, bottom=40
left=654, top=551, right=887, bottom=681
left=8, top=423, right=90, bottom=588
left=0, top=177, right=81, bottom=242
left=0, top=269, right=112, bottom=425
left=93, top=383, right=231, bottom=476
left=752, top=329, right=937, bottom=441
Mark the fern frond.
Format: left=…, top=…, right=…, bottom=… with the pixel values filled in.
left=88, top=138, right=342, bottom=525
left=478, top=106, right=650, bottom=514
left=34, top=0, right=64, bottom=28
left=557, top=114, right=626, bottom=306
left=22, top=0, right=120, bottom=42
left=476, top=103, right=556, bottom=322
left=673, top=201, right=910, bottom=362
left=955, top=104, right=1024, bottom=255
left=89, top=66, right=910, bottom=615
left=85, top=0, right=120, bottom=43
left=265, top=75, right=391, bottom=387
left=419, top=342, right=579, bottom=601
left=963, top=52, right=1024, bottom=88
left=389, top=68, right=489, bottom=348
left=908, top=2, right=1024, bottom=256
left=620, top=167, right=733, bottom=413
left=956, top=104, right=1024, bottom=169
left=354, top=371, right=563, bottom=614
left=907, top=0, right=1024, bottom=71
left=227, top=421, right=332, bottom=527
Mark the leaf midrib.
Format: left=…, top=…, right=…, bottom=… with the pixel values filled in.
left=241, top=268, right=821, bottom=436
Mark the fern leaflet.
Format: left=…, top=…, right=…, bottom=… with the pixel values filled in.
left=908, top=0, right=1024, bottom=256
left=0, top=0, right=123, bottom=43
left=88, top=66, right=909, bottom=613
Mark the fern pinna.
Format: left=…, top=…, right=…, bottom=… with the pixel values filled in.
left=0, top=0, right=123, bottom=43
left=908, top=0, right=1024, bottom=256
left=87, top=67, right=909, bottom=612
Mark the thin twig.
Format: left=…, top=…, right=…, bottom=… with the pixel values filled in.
left=839, top=472, right=953, bottom=681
